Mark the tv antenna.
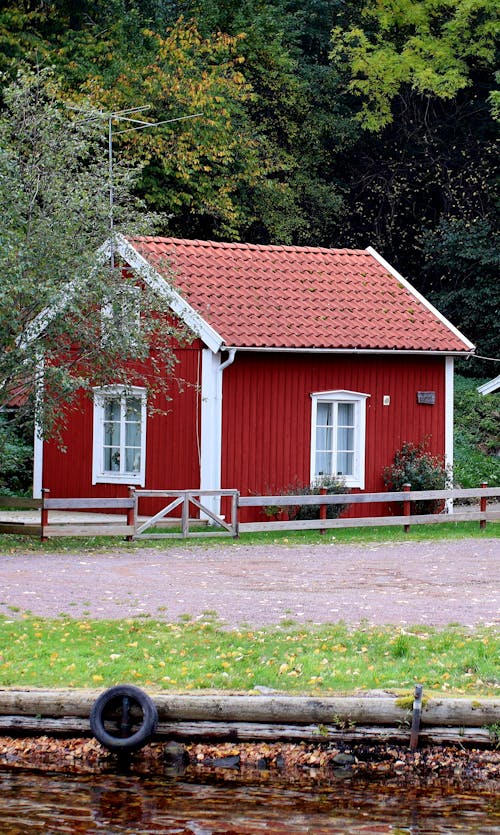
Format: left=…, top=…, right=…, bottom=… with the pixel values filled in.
left=69, top=105, right=202, bottom=266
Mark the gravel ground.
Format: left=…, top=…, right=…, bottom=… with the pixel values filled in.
left=0, top=538, right=498, bottom=627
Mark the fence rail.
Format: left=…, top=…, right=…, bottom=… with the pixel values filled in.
left=0, top=484, right=498, bottom=540
left=0, top=492, right=135, bottom=539
left=238, top=485, right=500, bottom=533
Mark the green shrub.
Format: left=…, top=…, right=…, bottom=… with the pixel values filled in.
left=0, top=413, right=34, bottom=496
left=454, top=376, right=500, bottom=487
left=383, top=440, right=451, bottom=513
left=284, top=475, right=347, bottom=520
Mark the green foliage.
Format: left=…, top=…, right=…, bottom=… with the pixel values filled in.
left=0, top=69, right=188, bottom=439
left=383, top=440, right=451, bottom=513
left=423, top=220, right=500, bottom=372
left=453, top=376, right=500, bottom=488
left=0, top=0, right=497, bottom=359
left=0, top=414, right=33, bottom=495
left=284, top=476, right=347, bottom=520
left=332, top=0, right=499, bottom=131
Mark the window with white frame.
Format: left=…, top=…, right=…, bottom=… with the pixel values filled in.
left=92, top=386, right=147, bottom=485
left=310, top=390, right=369, bottom=488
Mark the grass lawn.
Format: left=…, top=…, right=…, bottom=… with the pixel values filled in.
left=0, top=523, right=497, bottom=697
left=0, top=615, right=498, bottom=697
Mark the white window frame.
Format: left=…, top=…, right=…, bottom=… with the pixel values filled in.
left=92, top=385, right=147, bottom=486
left=310, top=390, right=369, bottom=489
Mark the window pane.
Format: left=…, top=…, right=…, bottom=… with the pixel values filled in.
left=104, top=422, right=120, bottom=446
left=337, top=402, right=354, bottom=426
left=337, top=427, right=354, bottom=451
left=104, top=399, right=121, bottom=421
left=125, top=448, right=141, bottom=473
left=337, top=451, right=354, bottom=476
left=317, top=402, right=332, bottom=426
left=125, top=398, right=142, bottom=420
left=125, top=421, right=141, bottom=447
left=315, top=451, right=331, bottom=476
left=104, top=447, right=120, bottom=471
left=316, top=426, right=332, bottom=451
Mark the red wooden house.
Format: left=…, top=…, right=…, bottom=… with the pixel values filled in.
left=35, top=235, right=474, bottom=519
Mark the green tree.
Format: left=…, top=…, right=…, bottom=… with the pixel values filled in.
left=332, top=0, right=499, bottom=131
left=0, top=70, right=187, bottom=440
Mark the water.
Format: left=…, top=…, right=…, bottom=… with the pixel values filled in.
left=0, top=771, right=498, bottom=834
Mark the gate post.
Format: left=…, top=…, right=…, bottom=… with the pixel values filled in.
left=127, top=486, right=136, bottom=541
left=40, top=488, right=49, bottom=542
left=232, top=491, right=239, bottom=538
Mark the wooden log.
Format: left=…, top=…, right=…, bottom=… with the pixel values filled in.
left=0, top=691, right=497, bottom=728
left=0, top=716, right=493, bottom=747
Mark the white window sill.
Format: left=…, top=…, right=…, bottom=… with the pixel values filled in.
left=93, top=474, right=144, bottom=486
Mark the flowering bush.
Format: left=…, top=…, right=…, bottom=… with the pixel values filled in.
left=383, top=440, right=451, bottom=514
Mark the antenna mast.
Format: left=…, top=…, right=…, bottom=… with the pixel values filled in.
left=70, top=105, right=202, bottom=268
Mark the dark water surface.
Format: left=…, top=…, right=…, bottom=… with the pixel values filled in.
left=0, top=771, right=498, bottom=834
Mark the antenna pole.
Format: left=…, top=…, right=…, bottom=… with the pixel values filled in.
left=108, top=114, right=115, bottom=269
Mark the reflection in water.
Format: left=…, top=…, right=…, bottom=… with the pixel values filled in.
left=0, top=770, right=498, bottom=834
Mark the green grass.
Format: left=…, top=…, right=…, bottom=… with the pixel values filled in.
left=0, top=519, right=497, bottom=555
left=0, top=614, right=498, bottom=696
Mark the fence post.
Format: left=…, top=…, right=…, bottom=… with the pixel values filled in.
left=127, top=486, right=136, bottom=541
left=232, top=491, right=239, bottom=538
left=182, top=491, right=190, bottom=538
left=480, top=481, right=488, bottom=530
left=319, top=487, right=327, bottom=535
left=40, top=488, right=49, bottom=542
left=403, top=483, right=411, bottom=533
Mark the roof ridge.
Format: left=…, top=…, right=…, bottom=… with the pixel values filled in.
left=127, top=235, right=366, bottom=256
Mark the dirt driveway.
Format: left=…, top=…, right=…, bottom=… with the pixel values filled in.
left=0, top=538, right=498, bottom=628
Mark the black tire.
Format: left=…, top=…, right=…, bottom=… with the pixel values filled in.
left=90, top=685, right=158, bottom=753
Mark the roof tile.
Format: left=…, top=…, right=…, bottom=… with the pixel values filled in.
left=127, top=236, right=472, bottom=353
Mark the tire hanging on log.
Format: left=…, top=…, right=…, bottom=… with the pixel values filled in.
left=90, top=685, right=158, bottom=753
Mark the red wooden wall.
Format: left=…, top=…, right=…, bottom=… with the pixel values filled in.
left=43, top=348, right=447, bottom=521
left=220, top=352, right=446, bottom=519
left=42, top=347, right=202, bottom=512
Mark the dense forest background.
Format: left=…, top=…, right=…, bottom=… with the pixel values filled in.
left=0, top=0, right=498, bottom=373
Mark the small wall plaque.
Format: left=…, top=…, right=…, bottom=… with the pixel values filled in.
left=417, top=391, right=436, bottom=405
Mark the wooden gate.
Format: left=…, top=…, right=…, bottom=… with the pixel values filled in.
left=132, top=489, right=239, bottom=539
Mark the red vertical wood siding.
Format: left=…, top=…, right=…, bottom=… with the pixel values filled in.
left=43, top=347, right=447, bottom=522
left=42, top=347, right=202, bottom=515
left=220, top=352, right=446, bottom=519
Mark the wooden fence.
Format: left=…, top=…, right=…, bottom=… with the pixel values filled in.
left=0, top=491, right=135, bottom=539
left=237, top=484, right=500, bottom=534
left=0, top=484, right=498, bottom=540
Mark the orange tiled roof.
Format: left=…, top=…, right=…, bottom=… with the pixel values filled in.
left=127, top=236, right=472, bottom=352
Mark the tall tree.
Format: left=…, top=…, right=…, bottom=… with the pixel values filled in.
left=0, top=70, right=187, bottom=438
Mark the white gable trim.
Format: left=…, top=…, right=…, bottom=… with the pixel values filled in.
left=477, top=375, right=500, bottom=395
left=115, top=235, right=223, bottom=354
left=366, top=247, right=475, bottom=353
